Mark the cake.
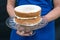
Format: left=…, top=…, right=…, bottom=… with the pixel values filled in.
left=14, top=5, right=41, bottom=26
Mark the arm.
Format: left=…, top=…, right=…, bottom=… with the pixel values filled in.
left=7, top=0, right=32, bottom=36
left=44, top=0, right=60, bottom=22
left=7, top=0, right=15, bottom=17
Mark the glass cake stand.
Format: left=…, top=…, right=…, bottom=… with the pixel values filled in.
left=6, top=17, right=48, bottom=36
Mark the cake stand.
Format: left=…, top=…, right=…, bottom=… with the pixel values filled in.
left=6, top=17, right=48, bottom=36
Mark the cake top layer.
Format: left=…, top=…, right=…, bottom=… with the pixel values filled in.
left=14, top=5, right=41, bottom=13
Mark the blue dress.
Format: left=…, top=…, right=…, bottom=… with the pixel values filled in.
left=10, top=0, right=55, bottom=40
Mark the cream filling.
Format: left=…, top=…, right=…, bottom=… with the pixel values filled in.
left=13, top=18, right=42, bottom=26
left=15, top=15, right=40, bottom=19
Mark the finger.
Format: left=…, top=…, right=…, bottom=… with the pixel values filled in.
left=16, top=31, right=30, bottom=36
left=20, top=33, right=30, bottom=36
left=16, top=31, right=24, bottom=35
left=23, top=31, right=33, bottom=36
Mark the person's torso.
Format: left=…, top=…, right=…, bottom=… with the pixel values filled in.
left=10, top=0, right=55, bottom=40
left=16, top=0, right=53, bottom=16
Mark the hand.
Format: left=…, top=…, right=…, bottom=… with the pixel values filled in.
left=16, top=27, right=32, bottom=36
left=16, top=31, right=32, bottom=36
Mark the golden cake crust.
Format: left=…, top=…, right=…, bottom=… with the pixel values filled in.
left=15, top=11, right=41, bottom=18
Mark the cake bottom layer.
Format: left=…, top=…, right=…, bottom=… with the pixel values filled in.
left=14, top=16, right=42, bottom=26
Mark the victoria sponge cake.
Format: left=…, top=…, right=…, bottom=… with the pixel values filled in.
left=14, top=5, right=41, bottom=26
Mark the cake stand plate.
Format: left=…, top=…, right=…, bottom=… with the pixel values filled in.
left=6, top=17, right=48, bottom=30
